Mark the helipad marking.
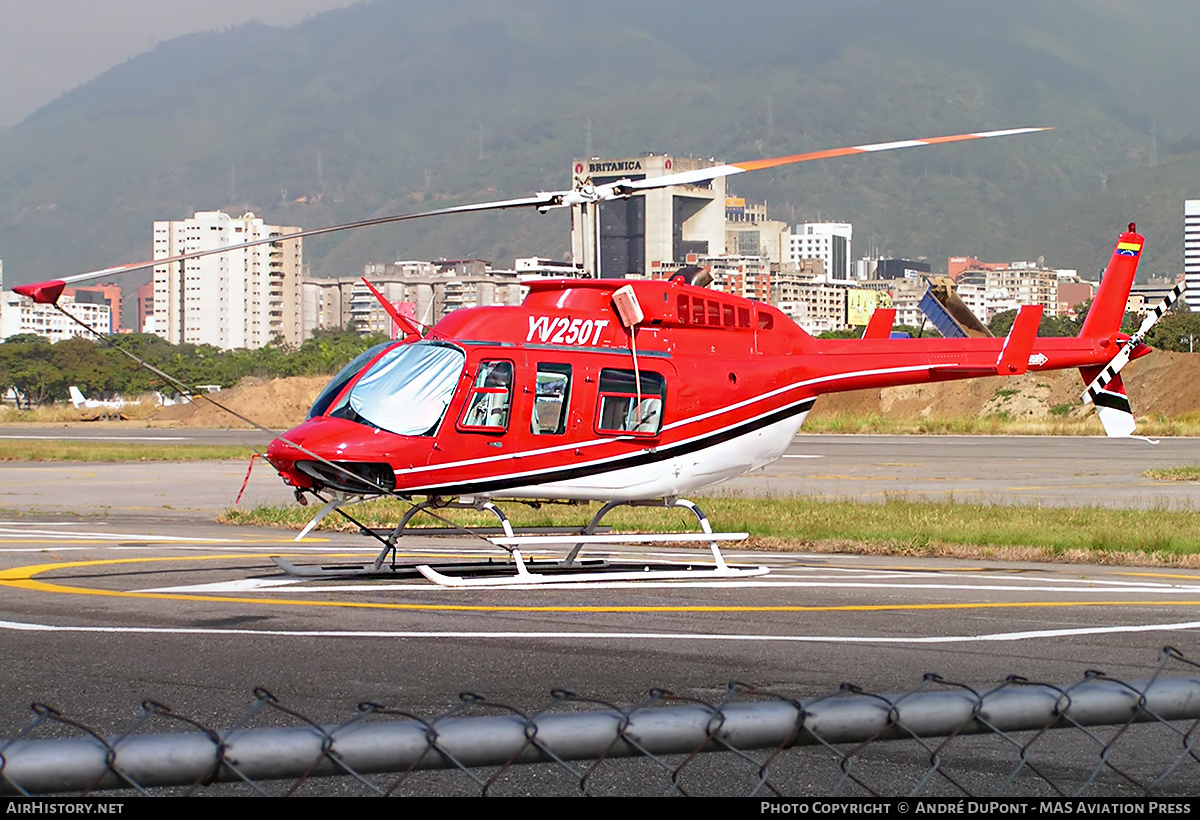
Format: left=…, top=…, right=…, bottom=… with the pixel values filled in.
left=7, top=555, right=1200, bottom=614
left=1, top=618, right=1198, bottom=645
left=146, top=577, right=307, bottom=593
left=142, top=577, right=1200, bottom=594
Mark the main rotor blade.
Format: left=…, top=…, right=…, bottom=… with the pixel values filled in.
left=14, top=193, right=565, bottom=303
left=617, top=127, right=1050, bottom=193
left=15, top=126, right=1049, bottom=304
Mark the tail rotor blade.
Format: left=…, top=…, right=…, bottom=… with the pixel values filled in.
left=1080, top=282, right=1185, bottom=404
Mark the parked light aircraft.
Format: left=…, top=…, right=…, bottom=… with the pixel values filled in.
left=68, top=386, right=132, bottom=410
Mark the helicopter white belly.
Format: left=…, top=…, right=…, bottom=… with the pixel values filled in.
left=485, top=410, right=809, bottom=501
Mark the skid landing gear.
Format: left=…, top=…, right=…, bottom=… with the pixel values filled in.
left=271, top=496, right=768, bottom=586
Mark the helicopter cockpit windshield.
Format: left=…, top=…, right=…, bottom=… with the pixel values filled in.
left=321, top=341, right=466, bottom=436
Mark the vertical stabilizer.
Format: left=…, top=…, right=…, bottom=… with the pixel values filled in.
left=1079, top=226, right=1142, bottom=339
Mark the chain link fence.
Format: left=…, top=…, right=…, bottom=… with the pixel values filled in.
left=3, top=647, right=1200, bottom=797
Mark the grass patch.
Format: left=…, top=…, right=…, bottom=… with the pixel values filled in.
left=0, top=402, right=160, bottom=423
left=800, top=413, right=1200, bottom=436
left=1145, top=466, right=1200, bottom=482
left=221, top=496, right=1200, bottom=565
left=0, top=441, right=255, bottom=462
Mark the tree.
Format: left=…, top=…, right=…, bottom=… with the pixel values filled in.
left=988, top=309, right=1081, bottom=338
left=1068, top=299, right=1139, bottom=336
left=1144, top=307, right=1200, bottom=352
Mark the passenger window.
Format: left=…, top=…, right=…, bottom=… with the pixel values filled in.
left=460, top=360, right=512, bottom=430
left=532, top=363, right=571, bottom=435
left=596, top=368, right=666, bottom=435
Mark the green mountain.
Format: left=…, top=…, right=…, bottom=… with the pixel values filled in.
left=2, top=0, right=1199, bottom=286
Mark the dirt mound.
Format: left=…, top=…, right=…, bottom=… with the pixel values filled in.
left=149, top=351, right=1200, bottom=430
left=153, top=376, right=329, bottom=429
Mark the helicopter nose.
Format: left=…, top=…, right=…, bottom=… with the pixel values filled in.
left=266, top=418, right=398, bottom=494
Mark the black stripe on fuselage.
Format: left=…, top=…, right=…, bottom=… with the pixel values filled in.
left=402, top=396, right=818, bottom=497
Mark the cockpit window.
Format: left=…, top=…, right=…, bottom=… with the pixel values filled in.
left=307, top=342, right=394, bottom=419
left=460, top=360, right=513, bottom=430
left=331, top=341, right=466, bottom=436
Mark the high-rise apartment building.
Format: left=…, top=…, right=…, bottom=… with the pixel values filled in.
left=151, top=211, right=302, bottom=349
left=1, top=291, right=111, bottom=342
left=1185, top=200, right=1200, bottom=311
left=790, top=223, right=853, bottom=281
left=64, top=284, right=122, bottom=333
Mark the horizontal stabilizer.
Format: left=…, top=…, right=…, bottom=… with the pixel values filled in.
left=862, top=309, right=897, bottom=340
left=995, top=305, right=1043, bottom=375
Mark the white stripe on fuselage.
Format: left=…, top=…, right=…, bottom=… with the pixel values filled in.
left=488, top=410, right=809, bottom=500
left=397, top=362, right=948, bottom=481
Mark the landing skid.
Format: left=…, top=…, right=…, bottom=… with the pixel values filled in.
left=273, top=497, right=768, bottom=586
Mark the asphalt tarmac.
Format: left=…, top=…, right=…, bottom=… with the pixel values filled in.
left=2, top=434, right=1199, bottom=795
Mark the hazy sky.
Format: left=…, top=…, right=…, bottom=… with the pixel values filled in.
left=0, top=0, right=362, bottom=128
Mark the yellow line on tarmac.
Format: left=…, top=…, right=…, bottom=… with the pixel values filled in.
left=4, top=555, right=1200, bottom=615
left=0, top=539, right=316, bottom=546
left=1114, top=571, right=1200, bottom=580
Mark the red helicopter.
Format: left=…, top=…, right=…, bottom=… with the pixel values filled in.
left=13, top=127, right=1179, bottom=586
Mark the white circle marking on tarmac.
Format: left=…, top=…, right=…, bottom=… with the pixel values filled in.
left=2, top=618, right=1199, bottom=644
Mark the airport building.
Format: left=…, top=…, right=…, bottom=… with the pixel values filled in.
left=569, top=155, right=727, bottom=278
left=150, top=211, right=303, bottom=350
